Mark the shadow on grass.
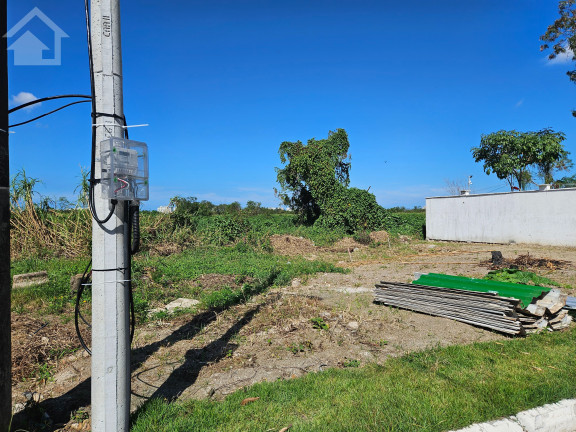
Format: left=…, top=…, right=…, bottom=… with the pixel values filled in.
left=11, top=297, right=269, bottom=431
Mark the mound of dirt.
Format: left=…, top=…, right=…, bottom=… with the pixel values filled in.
left=270, top=235, right=317, bottom=255
left=369, top=230, right=389, bottom=243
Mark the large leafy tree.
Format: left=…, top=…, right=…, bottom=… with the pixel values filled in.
left=471, top=129, right=570, bottom=190
left=275, top=129, right=351, bottom=224
left=541, top=0, right=576, bottom=115
left=275, top=129, right=387, bottom=232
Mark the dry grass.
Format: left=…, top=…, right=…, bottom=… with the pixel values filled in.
left=481, top=253, right=572, bottom=271
left=269, top=234, right=317, bottom=255
left=11, top=313, right=82, bottom=384
left=10, top=206, right=91, bottom=259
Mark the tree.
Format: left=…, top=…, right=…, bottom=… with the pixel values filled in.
left=275, top=129, right=388, bottom=232
left=536, top=152, right=573, bottom=184
left=244, top=200, right=262, bottom=215
left=471, top=129, right=569, bottom=190
left=532, top=128, right=571, bottom=184
left=275, top=129, right=351, bottom=224
left=555, top=173, right=576, bottom=187
left=541, top=0, right=576, bottom=115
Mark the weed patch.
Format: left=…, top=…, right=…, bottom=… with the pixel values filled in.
left=484, top=268, right=563, bottom=288
left=132, top=246, right=346, bottom=318
left=310, top=317, right=329, bottom=330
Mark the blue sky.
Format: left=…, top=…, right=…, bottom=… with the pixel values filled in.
left=6, top=0, right=576, bottom=210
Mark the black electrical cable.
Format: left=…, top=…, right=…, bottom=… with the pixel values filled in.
left=130, top=203, right=140, bottom=254
left=8, top=94, right=92, bottom=114
left=124, top=125, right=137, bottom=343
left=8, top=100, right=91, bottom=128
left=88, top=185, right=116, bottom=224
left=75, top=260, right=93, bottom=355
left=126, top=202, right=136, bottom=344
left=74, top=259, right=137, bottom=355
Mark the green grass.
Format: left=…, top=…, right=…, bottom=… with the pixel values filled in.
left=131, top=327, right=576, bottom=432
left=10, top=257, right=90, bottom=314
left=11, top=244, right=346, bottom=317
left=133, top=244, right=347, bottom=314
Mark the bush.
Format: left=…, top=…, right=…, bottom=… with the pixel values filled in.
left=198, top=216, right=251, bottom=246
left=385, top=212, right=426, bottom=238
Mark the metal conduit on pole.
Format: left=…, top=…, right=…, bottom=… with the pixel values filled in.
left=90, top=0, right=130, bottom=430
left=0, top=0, right=11, bottom=429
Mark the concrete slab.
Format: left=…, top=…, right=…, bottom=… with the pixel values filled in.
left=450, top=418, right=524, bottom=432
left=450, top=399, right=576, bottom=432
left=514, top=399, right=576, bottom=432
left=12, top=271, right=48, bottom=289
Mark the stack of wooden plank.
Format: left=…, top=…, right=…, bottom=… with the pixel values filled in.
left=374, top=281, right=572, bottom=336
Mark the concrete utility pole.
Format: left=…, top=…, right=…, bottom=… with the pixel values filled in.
left=0, top=0, right=11, bottom=430
left=90, top=0, right=130, bottom=430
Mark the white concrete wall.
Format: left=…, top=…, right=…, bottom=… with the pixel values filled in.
left=426, top=188, right=576, bottom=246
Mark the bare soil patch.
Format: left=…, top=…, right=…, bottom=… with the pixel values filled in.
left=148, top=242, right=184, bottom=257
left=270, top=234, right=369, bottom=255
left=11, top=240, right=576, bottom=430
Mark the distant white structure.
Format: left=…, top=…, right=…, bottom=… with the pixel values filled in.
left=426, top=188, right=576, bottom=246
left=157, top=205, right=174, bottom=214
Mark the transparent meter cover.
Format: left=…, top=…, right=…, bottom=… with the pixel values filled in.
left=100, top=137, right=149, bottom=201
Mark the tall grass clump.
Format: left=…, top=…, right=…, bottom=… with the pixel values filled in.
left=10, top=169, right=91, bottom=259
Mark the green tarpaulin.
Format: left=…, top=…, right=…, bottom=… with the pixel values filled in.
left=413, top=273, right=551, bottom=308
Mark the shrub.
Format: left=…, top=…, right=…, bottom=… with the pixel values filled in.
left=198, top=216, right=252, bottom=246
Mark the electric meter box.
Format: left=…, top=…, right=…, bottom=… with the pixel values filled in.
left=100, top=137, right=149, bottom=201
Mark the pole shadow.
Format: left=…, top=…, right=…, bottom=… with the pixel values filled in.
left=11, top=302, right=265, bottom=431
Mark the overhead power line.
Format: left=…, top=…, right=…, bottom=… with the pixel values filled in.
left=9, top=100, right=91, bottom=128
left=8, top=94, right=92, bottom=114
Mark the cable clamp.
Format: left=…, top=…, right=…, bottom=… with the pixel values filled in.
left=91, top=267, right=128, bottom=272
left=92, top=112, right=124, bottom=119
left=92, top=123, right=149, bottom=129
left=81, top=279, right=131, bottom=286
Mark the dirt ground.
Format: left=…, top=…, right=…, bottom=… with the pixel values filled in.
left=10, top=238, right=576, bottom=430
